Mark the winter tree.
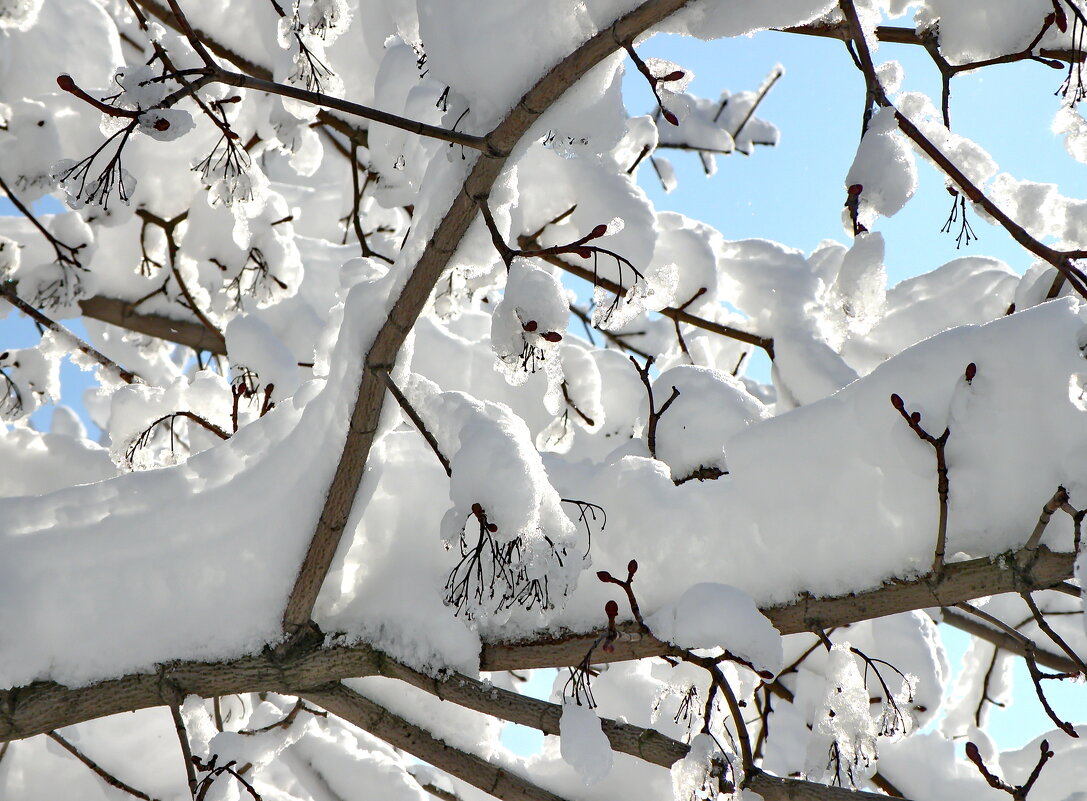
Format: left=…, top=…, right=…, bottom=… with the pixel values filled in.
left=1, top=0, right=1087, bottom=799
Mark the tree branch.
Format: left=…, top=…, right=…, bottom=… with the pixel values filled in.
left=279, top=0, right=699, bottom=636
left=303, top=683, right=573, bottom=801
left=480, top=546, right=1075, bottom=671
left=77, top=295, right=228, bottom=355
left=934, top=606, right=1080, bottom=674
left=0, top=547, right=1073, bottom=745
left=520, top=241, right=775, bottom=357
left=1, top=283, right=141, bottom=384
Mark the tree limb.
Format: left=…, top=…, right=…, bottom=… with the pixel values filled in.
left=1, top=546, right=1072, bottom=743
left=303, top=683, right=572, bottom=801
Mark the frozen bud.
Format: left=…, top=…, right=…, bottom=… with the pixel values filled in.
left=522, top=320, right=538, bottom=332
left=577, top=247, right=592, bottom=259
left=56, top=74, right=76, bottom=92
left=487, top=523, right=498, bottom=533
left=605, top=600, right=619, bottom=618
left=138, top=109, right=195, bottom=142
left=541, top=331, right=562, bottom=343
left=471, top=502, right=483, bottom=515
left=588, top=224, right=608, bottom=240
left=847, top=183, right=863, bottom=195
left=597, top=570, right=613, bottom=583
left=890, top=393, right=904, bottom=410
left=627, top=559, right=638, bottom=576
left=659, top=70, right=686, bottom=82
left=662, top=109, right=679, bottom=126
left=911, top=411, right=921, bottom=424
left=965, top=362, right=977, bottom=382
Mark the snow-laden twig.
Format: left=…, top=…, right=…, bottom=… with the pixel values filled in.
left=0, top=281, right=141, bottom=384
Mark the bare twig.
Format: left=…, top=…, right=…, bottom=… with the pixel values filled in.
left=889, top=390, right=951, bottom=573
left=47, top=731, right=162, bottom=801
left=1020, top=591, right=1087, bottom=675
left=379, top=369, right=451, bottom=477
left=168, top=697, right=198, bottom=798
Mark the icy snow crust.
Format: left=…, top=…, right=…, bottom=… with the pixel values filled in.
left=2, top=297, right=1086, bottom=689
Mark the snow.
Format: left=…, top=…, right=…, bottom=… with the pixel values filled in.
left=559, top=702, right=612, bottom=785
left=647, top=582, right=783, bottom=678
left=845, top=108, right=918, bottom=229
left=2, top=1, right=1087, bottom=798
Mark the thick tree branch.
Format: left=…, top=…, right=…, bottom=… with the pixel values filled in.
left=1, top=546, right=1071, bottom=743
left=77, top=295, right=228, bottom=355
left=480, top=546, right=1075, bottom=671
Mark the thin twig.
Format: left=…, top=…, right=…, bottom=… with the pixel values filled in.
left=47, top=731, right=162, bottom=801
left=0, top=282, right=140, bottom=384
left=168, top=698, right=198, bottom=798
left=379, top=369, right=451, bottom=477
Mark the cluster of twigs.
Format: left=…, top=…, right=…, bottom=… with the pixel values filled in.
left=443, top=502, right=568, bottom=618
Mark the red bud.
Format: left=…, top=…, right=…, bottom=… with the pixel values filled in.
left=659, top=70, right=686, bottom=82
left=522, top=320, right=538, bottom=332
left=847, top=184, right=863, bottom=195
left=1056, top=10, right=1069, bottom=33
left=605, top=600, right=619, bottom=618
left=153, top=118, right=171, bottom=131
left=57, top=74, right=76, bottom=91
left=597, top=570, right=613, bottom=583
left=946, top=185, right=959, bottom=197
left=965, top=362, right=977, bottom=382
left=541, top=331, right=562, bottom=343
left=487, top=523, right=498, bottom=533
left=911, top=411, right=921, bottom=424
left=890, top=393, right=904, bottom=410
left=662, top=109, right=679, bottom=126
left=471, top=502, right=483, bottom=515
left=577, top=247, right=592, bottom=259
left=589, top=224, right=608, bottom=239
left=627, top=559, right=638, bottom=576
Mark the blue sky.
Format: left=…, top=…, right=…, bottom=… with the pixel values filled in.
left=2, top=19, right=1083, bottom=757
